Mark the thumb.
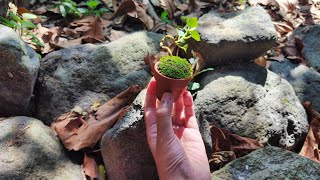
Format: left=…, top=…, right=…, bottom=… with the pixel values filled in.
left=156, top=93, right=174, bottom=142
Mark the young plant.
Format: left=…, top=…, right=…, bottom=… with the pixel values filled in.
left=158, top=55, right=193, bottom=79
left=157, top=17, right=200, bottom=79
left=0, top=11, right=44, bottom=47
left=78, top=0, right=109, bottom=17
left=53, top=0, right=81, bottom=17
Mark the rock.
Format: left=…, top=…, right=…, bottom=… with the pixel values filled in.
left=194, top=63, right=308, bottom=149
left=0, top=116, right=82, bottom=179
left=211, top=146, right=320, bottom=180
left=269, top=59, right=320, bottom=112
left=188, top=6, right=276, bottom=68
left=290, top=25, right=320, bottom=71
left=0, top=25, right=40, bottom=117
left=35, top=31, right=163, bottom=124
left=101, top=89, right=158, bottom=180
left=0, top=0, right=9, bottom=17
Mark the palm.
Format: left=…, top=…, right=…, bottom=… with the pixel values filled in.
left=144, top=78, right=210, bottom=179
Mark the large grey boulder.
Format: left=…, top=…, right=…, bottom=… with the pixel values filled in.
left=211, top=146, right=320, bottom=180
left=0, top=25, right=40, bottom=117
left=0, top=116, right=82, bottom=179
left=269, top=59, right=320, bottom=112
left=290, top=25, right=320, bottom=71
left=194, top=63, right=308, bottom=149
left=101, top=89, right=158, bottom=180
left=35, top=31, right=163, bottom=124
left=188, top=6, right=276, bottom=68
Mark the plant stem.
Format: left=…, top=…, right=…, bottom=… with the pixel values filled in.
left=160, top=35, right=175, bottom=56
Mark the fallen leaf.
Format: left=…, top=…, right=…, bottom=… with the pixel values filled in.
left=82, top=153, right=102, bottom=180
left=110, top=0, right=154, bottom=30
left=209, top=151, right=236, bottom=172
left=254, top=56, right=267, bottom=68
left=206, top=114, right=264, bottom=171
left=82, top=16, right=106, bottom=43
left=300, top=102, right=320, bottom=163
left=56, top=38, right=83, bottom=49
left=52, top=85, right=141, bottom=151
left=63, top=27, right=81, bottom=39
left=107, top=29, right=128, bottom=41
left=160, top=0, right=176, bottom=20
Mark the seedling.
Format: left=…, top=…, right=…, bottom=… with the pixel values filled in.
left=54, top=0, right=81, bottom=17
left=78, top=0, right=109, bottom=17
left=0, top=11, right=44, bottom=47
left=158, top=17, right=201, bottom=79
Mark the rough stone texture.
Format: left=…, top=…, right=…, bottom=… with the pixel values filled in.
left=291, top=25, right=320, bottom=71
left=35, top=31, right=163, bottom=125
left=0, top=116, right=82, bottom=180
left=188, top=6, right=276, bottom=68
left=0, top=0, right=9, bottom=17
left=101, top=89, right=158, bottom=180
left=0, top=25, right=40, bottom=117
left=194, top=63, right=308, bottom=149
left=211, top=146, right=320, bottom=180
left=269, top=59, right=320, bottom=112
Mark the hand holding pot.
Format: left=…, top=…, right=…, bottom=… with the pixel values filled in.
left=144, top=78, right=210, bottom=180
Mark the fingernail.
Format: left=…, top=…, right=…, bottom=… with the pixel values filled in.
left=162, top=93, right=173, bottom=104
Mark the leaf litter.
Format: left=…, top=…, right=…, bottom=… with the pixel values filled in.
left=10, top=0, right=320, bottom=177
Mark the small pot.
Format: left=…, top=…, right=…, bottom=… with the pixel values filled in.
left=153, top=62, right=192, bottom=101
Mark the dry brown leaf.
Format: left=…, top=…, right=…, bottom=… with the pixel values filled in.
left=208, top=120, right=263, bottom=158
left=160, top=0, right=176, bottom=20
left=52, top=85, right=142, bottom=151
left=82, top=16, right=106, bottom=43
left=63, top=27, right=81, bottom=38
left=32, top=6, right=47, bottom=14
left=107, top=29, right=128, bottom=41
left=254, top=56, right=267, bottom=68
left=209, top=151, right=236, bottom=172
left=110, top=0, right=154, bottom=30
left=300, top=102, right=320, bottom=163
left=82, top=153, right=102, bottom=180
left=56, top=38, right=83, bottom=49
left=26, top=24, right=61, bottom=53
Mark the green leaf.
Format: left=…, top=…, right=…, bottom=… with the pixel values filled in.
left=182, top=44, right=188, bottom=52
left=87, top=0, right=100, bottom=9
left=160, top=10, right=170, bottom=24
left=10, top=20, right=21, bottom=29
left=191, top=30, right=200, bottom=41
left=63, top=2, right=75, bottom=9
left=187, top=17, right=198, bottom=29
left=59, top=5, right=67, bottom=17
left=21, top=20, right=37, bottom=29
left=77, top=7, right=89, bottom=14
left=193, top=68, right=214, bottom=77
left=0, top=17, right=17, bottom=28
left=99, top=8, right=109, bottom=13
left=188, top=82, right=200, bottom=91
left=178, top=29, right=184, bottom=37
left=22, top=13, right=38, bottom=20
left=30, top=34, right=45, bottom=47
left=9, top=11, right=22, bottom=23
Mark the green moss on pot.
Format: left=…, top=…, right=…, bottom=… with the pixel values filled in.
left=158, top=55, right=193, bottom=79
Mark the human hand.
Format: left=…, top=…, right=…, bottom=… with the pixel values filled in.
left=144, top=78, right=210, bottom=180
